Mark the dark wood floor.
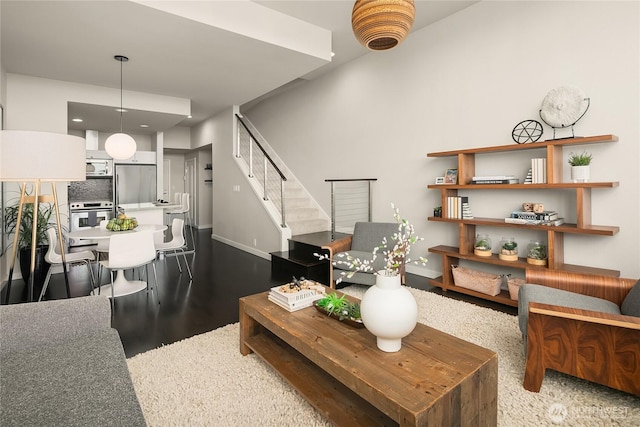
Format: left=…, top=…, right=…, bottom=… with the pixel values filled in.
left=2, top=228, right=516, bottom=358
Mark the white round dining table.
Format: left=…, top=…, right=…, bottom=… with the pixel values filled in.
left=67, top=224, right=166, bottom=298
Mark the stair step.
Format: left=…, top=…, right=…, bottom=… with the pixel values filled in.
left=285, top=197, right=313, bottom=209
left=271, top=251, right=326, bottom=268
left=287, top=218, right=330, bottom=236
left=287, top=207, right=322, bottom=221
left=270, top=251, right=329, bottom=284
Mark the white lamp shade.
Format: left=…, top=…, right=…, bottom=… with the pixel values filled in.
left=0, top=130, right=86, bottom=181
left=105, top=132, right=137, bottom=160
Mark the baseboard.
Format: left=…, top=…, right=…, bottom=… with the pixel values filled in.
left=405, top=264, right=440, bottom=280
left=211, top=234, right=271, bottom=261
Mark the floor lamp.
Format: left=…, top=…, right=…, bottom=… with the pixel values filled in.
left=1, top=130, right=86, bottom=303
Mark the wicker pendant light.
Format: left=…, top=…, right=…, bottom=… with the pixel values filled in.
left=352, top=0, right=415, bottom=51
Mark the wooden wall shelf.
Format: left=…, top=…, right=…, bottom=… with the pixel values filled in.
left=427, top=134, right=620, bottom=306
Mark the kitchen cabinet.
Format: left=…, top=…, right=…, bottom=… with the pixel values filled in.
left=86, top=150, right=110, bottom=160
left=114, top=151, right=156, bottom=164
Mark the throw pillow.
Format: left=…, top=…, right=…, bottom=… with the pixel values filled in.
left=620, top=279, right=640, bottom=317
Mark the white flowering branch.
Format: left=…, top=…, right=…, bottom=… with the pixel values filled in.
left=316, top=204, right=427, bottom=284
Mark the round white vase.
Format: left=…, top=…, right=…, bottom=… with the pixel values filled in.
left=360, top=271, right=418, bottom=352
left=571, top=165, right=590, bottom=182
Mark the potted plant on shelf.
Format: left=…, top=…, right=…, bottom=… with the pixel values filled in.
left=474, top=234, right=492, bottom=257
left=526, top=240, right=547, bottom=266
left=568, top=151, right=592, bottom=182
left=3, top=195, right=55, bottom=299
left=498, top=237, right=518, bottom=261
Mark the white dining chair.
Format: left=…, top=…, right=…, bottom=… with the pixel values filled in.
left=165, top=192, right=195, bottom=251
left=155, top=218, right=192, bottom=279
left=99, top=230, right=158, bottom=307
left=39, top=228, right=96, bottom=302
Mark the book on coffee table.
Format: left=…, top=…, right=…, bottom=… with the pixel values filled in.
left=268, top=281, right=325, bottom=312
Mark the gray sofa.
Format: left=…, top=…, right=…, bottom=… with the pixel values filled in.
left=0, top=296, right=146, bottom=426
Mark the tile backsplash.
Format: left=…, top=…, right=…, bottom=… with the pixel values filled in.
left=68, top=178, right=113, bottom=202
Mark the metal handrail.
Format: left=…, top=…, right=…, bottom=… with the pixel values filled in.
left=235, top=114, right=287, bottom=227
left=325, top=178, right=377, bottom=237
left=236, top=114, right=286, bottom=181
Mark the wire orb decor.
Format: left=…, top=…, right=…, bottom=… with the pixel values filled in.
left=512, top=120, right=544, bottom=144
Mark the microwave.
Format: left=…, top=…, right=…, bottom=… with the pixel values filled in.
left=86, top=159, right=113, bottom=177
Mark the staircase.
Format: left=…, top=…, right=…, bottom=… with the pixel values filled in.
left=235, top=114, right=329, bottom=237
left=235, top=114, right=350, bottom=284
left=284, top=180, right=329, bottom=235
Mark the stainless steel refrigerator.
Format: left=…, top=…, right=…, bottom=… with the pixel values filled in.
left=114, top=164, right=157, bottom=206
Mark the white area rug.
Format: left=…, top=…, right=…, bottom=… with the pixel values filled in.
left=127, top=285, right=640, bottom=426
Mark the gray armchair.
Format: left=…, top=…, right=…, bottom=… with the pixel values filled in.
left=323, top=222, right=402, bottom=287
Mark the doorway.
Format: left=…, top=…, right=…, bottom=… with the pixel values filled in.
left=185, top=158, right=197, bottom=227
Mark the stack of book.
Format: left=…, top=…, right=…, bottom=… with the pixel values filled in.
left=505, top=210, right=564, bottom=226
left=470, top=175, right=519, bottom=184
left=529, top=158, right=547, bottom=183
left=446, top=196, right=473, bottom=219
left=524, top=169, right=533, bottom=184
left=268, top=280, right=325, bottom=312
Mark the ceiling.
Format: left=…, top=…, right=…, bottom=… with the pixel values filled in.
left=1, top=1, right=476, bottom=136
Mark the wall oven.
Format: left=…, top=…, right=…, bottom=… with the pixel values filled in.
left=69, top=201, right=114, bottom=246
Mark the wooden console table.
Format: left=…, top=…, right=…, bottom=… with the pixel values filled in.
left=240, top=289, right=498, bottom=426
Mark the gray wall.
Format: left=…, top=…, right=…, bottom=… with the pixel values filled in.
left=243, top=1, right=640, bottom=278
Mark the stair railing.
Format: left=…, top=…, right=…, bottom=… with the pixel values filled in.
left=235, top=114, right=287, bottom=227
left=325, top=178, right=377, bottom=237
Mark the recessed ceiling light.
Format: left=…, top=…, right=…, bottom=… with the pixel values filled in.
left=331, top=52, right=336, bottom=57
left=187, top=115, right=192, bottom=119
left=139, top=124, right=149, bottom=128
left=72, top=118, right=83, bottom=122
left=115, top=108, right=128, bottom=113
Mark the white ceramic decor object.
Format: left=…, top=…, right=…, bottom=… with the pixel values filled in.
left=360, top=271, right=418, bottom=352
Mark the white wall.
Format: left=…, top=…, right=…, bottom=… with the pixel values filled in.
left=191, top=107, right=281, bottom=258
left=164, top=126, right=191, bottom=149
left=244, top=1, right=640, bottom=278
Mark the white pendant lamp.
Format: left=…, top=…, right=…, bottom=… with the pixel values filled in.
left=105, top=55, right=137, bottom=160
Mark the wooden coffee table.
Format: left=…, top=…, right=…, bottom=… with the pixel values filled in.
left=240, top=288, right=497, bottom=426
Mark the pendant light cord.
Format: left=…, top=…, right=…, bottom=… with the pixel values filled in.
left=114, top=55, right=128, bottom=133
left=119, top=58, right=123, bottom=133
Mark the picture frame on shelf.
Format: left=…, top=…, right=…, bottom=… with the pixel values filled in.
left=444, top=168, right=458, bottom=184
left=435, top=176, right=445, bottom=184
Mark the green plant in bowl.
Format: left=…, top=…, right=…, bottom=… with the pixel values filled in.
left=315, top=292, right=362, bottom=323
